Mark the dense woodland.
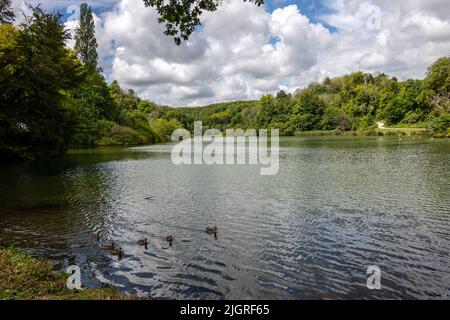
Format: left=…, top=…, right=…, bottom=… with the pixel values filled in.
left=0, top=2, right=449, bottom=161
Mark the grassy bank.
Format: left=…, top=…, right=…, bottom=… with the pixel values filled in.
left=295, top=127, right=431, bottom=137
left=0, top=247, right=131, bottom=300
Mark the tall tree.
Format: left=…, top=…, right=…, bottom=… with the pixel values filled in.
left=0, top=6, right=83, bottom=160
left=0, top=0, right=14, bottom=24
left=74, top=3, right=98, bottom=70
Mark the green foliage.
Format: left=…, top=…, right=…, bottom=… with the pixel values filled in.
left=430, top=112, right=450, bottom=137
left=137, top=100, right=158, bottom=113
left=67, top=71, right=119, bottom=147
left=0, top=5, right=159, bottom=158
left=256, top=94, right=277, bottom=127
left=155, top=58, right=448, bottom=137
left=150, top=118, right=183, bottom=142
left=321, top=107, right=352, bottom=131
left=356, top=115, right=375, bottom=131
left=110, top=80, right=141, bottom=110
left=1, top=1, right=448, bottom=164
left=106, top=81, right=157, bottom=144
left=74, top=3, right=98, bottom=70
left=256, top=92, right=294, bottom=128
left=422, top=57, right=450, bottom=136
left=295, top=89, right=325, bottom=116
left=425, top=57, right=450, bottom=95
left=0, top=7, right=84, bottom=160
left=96, top=124, right=147, bottom=146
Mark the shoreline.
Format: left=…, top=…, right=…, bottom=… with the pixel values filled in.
left=0, top=247, right=131, bottom=300
left=294, top=128, right=436, bottom=137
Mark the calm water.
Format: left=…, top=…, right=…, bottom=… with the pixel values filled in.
left=0, top=136, right=449, bottom=299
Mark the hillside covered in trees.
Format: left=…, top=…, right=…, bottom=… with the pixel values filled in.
left=168, top=56, right=449, bottom=137
left=0, top=2, right=449, bottom=161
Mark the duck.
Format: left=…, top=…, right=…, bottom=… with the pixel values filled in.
left=137, top=238, right=149, bottom=246
left=110, top=247, right=123, bottom=258
left=205, top=226, right=218, bottom=235
left=91, top=232, right=100, bottom=241
left=102, top=242, right=116, bottom=250
left=165, top=234, right=173, bottom=246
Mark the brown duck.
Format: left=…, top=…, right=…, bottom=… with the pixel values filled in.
left=91, top=232, right=100, bottom=241
left=102, top=242, right=116, bottom=250
left=165, top=234, right=173, bottom=246
left=137, top=238, right=149, bottom=246
left=110, top=247, right=123, bottom=258
left=205, top=226, right=218, bottom=235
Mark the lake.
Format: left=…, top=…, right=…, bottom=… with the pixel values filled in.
left=0, top=136, right=449, bottom=299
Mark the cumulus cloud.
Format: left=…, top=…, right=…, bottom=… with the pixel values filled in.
left=11, top=0, right=450, bottom=106
left=319, top=0, right=450, bottom=79
left=99, top=0, right=332, bottom=106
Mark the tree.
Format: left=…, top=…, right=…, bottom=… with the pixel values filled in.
left=0, top=6, right=83, bottom=159
left=276, top=90, right=290, bottom=99
left=423, top=57, right=450, bottom=113
left=0, top=0, right=14, bottom=24
left=110, top=81, right=141, bottom=111
left=335, top=112, right=352, bottom=131
left=73, top=71, right=117, bottom=120
left=425, top=57, right=450, bottom=95
left=68, top=71, right=118, bottom=146
left=74, top=3, right=98, bottom=70
left=150, top=118, right=183, bottom=142
left=295, top=89, right=325, bottom=116
left=142, top=0, right=264, bottom=45
left=256, top=94, right=276, bottom=127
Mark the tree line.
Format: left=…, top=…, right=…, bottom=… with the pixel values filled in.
left=163, top=59, right=450, bottom=137
left=0, top=1, right=448, bottom=161
left=0, top=2, right=163, bottom=161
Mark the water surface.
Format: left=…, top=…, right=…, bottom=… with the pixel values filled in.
left=0, top=136, right=449, bottom=299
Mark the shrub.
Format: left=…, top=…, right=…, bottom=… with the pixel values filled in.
left=95, top=125, right=146, bottom=146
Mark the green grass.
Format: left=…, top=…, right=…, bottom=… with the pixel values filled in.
left=375, top=127, right=428, bottom=136
left=294, top=130, right=342, bottom=137
left=0, top=247, right=132, bottom=300
left=294, top=127, right=430, bottom=137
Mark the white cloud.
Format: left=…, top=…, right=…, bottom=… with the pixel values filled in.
left=98, top=0, right=332, bottom=106
left=11, top=0, right=450, bottom=106
left=319, top=0, right=450, bottom=80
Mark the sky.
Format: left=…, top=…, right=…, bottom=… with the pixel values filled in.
left=11, top=0, right=450, bottom=106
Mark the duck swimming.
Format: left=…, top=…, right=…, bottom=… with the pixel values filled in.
left=110, top=247, right=123, bottom=258
left=91, top=232, right=100, bottom=241
left=205, top=226, right=218, bottom=235
left=165, top=234, right=173, bottom=247
left=138, top=238, right=149, bottom=246
left=102, top=242, right=116, bottom=250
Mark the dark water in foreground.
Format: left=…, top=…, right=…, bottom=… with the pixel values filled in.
left=0, top=136, right=449, bottom=299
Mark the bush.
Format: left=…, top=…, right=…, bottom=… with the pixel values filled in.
left=401, top=111, right=421, bottom=124
left=357, top=115, right=376, bottom=131
left=430, top=112, right=450, bottom=137
left=150, top=118, right=183, bottom=142
left=95, top=125, right=147, bottom=146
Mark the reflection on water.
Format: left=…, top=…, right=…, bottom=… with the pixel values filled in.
left=0, top=137, right=449, bottom=299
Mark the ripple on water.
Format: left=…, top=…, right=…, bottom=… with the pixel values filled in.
left=0, top=137, right=449, bottom=299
